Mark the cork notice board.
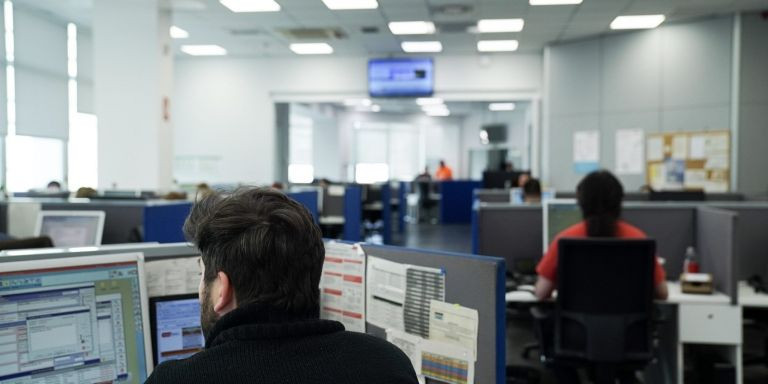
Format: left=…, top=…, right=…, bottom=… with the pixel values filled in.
left=645, top=131, right=730, bottom=192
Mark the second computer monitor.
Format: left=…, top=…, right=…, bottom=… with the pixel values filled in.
left=149, top=294, right=204, bottom=366
left=34, top=210, right=106, bottom=247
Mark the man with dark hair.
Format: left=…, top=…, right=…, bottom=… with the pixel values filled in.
left=145, top=187, right=418, bottom=384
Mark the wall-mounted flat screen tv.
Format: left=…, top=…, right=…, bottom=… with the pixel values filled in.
left=368, top=58, right=434, bottom=97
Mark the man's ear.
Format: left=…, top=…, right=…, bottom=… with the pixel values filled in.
left=214, top=271, right=236, bottom=315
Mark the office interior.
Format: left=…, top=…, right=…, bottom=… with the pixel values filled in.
left=1, top=0, right=768, bottom=383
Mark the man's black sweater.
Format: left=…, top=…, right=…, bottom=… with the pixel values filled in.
left=144, top=303, right=419, bottom=384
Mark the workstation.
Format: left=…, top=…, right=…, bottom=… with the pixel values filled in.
left=0, top=0, right=767, bottom=383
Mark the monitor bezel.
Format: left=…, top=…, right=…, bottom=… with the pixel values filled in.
left=33, top=210, right=107, bottom=246
left=0, top=252, right=155, bottom=377
left=542, top=198, right=578, bottom=253
left=149, top=293, right=202, bottom=367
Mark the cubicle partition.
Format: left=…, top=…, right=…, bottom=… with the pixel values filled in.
left=473, top=203, right=542, bottom=274
left=362, top=244, right=507, bottom=384
left=622, top=204, right=697, bottom=279
left=342, top=185, right=362, bottom=242
left=474, top=189, right=511, bottom=204
left=398, top=181, right=408, bottom=234
left=286, top=190, right=319, bottom=222
left=696, top=207, right=739, bottom=304
left=2, top=199, right=191, bottom=244
left=380, top=183, right=392, bottom=244
left=712, top=203, right=768, bottom=282
left=440, top=180, right=482, bottom=224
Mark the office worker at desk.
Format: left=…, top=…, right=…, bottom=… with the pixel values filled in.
left=145, top=188, right=418, bottom=384
left=534, top=170, right=669, bottom=301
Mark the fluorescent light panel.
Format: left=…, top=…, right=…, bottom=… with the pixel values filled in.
left=170, top=26, right=189, bottom=39
left=477, top=40, right=519, bottom=52
left=220, top=0, right=280, bottom=12
left=426, top=109, right=450, bottom=117
left=344, top=98, right=372, bottom=106
left=477, top=19, right=524, bottom=33
left=530, top=0, right=582, bottom=5
left=416, top=97, right=443, bottom=106
left=290, top=43, right=333, bottom=55
left=180, top=45, right=227, bottom=56
left=322, top=0, right=378, bottom=10
left=489, top=102, right=516, bottom=111
left=610, top=15, right=665, bottom=30
left=388, top=21, right=435, bottom=35
left=401, top=41, right=442, bottom=53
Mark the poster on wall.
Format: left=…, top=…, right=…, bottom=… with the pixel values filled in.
left=573, top=130, right=600, bottom=174
left=615, top=129, right=644, bottom=175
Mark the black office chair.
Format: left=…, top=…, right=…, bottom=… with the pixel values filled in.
left=536, top=238, right=657, bottom=384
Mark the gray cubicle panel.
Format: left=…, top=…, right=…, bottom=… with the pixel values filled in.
left=322, top=187, right=345, bottom=217
left=361, top=244, right=506, bottom=384
left=0, top=203, right=7, bottom=234
left=696, top=207, right=738, bottom=304
left=711, top=203, right=768, bottom=281
left=0, top=242, right=198, bottom=263
left=622, top=204, right=697, bottom=279
left=475, top=203, right=542, bottom=271
left=474, top=189, right=511, bottom=204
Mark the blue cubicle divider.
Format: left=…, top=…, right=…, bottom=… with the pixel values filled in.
left=398, top=181, right=408, bottom=234
left=381, top=183, right=392, bottom=244
left=439, top=180, right=482, bottom=224
left=143, top=202, right=193, bottom=243
left=286, top=191, right=319, bottom=222
left=343, top=186, right=362, bottom=242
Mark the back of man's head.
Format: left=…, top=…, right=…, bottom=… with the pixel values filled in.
left=184, top=187, right=324, bottom=316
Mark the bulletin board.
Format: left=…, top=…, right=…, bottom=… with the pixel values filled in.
left=645, top=131, right=730, bottom=192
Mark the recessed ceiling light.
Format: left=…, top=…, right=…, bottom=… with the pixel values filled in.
left=370, top=105, right=381, bottom=112
left=180, top=45, right=227, bottom=56
left=610, top=15, right=665, bottom=30
left=220, top=0, right=280, bottom=12
left=489, top=102, right=516, bottom=111
left=388, top=21, right=436, bottom=35
left=422, top=105, right=449, bottom=113
left=477, top=19, right=524, bottom=33
left=169, top=26, right=189, bottom=39
left=401, top=41, right=443, bottom=53
left=416, top=97, right=444, bottom=106
left=290, top=43, right=334, bottom=55
left=322, top=0, right=378, bottom=10
left=477, top=40, right=519, bottom=52
left=530, top=0, right=582, bottom=5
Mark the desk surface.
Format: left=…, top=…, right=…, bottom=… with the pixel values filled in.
left=738, top=281, right=768, bottom=308
left=505, top=281, right=731, bottom=305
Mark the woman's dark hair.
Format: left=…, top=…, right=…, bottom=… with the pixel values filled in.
left=576, top=170, right=624, bottom=237
left=183, top=187, right=324, bottom=316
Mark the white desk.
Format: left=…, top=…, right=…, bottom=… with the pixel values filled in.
left=738, top=281, right=768, bottom=308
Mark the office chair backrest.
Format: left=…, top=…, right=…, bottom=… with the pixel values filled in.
left=0, top=236, right=54, bottom=251
left=555, top=238, right=656, bottom=363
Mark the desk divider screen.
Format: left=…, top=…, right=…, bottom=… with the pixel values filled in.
left=712, top=204, right=768, bottom=281
left=474, top=203, right=543, bottom=273
left=361, top=243, right=506, bottom=384
left=286, top=190, right=319, bottom=222
left=696, top=207, right=739, bottom=304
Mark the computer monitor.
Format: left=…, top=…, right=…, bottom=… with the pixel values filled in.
left=149, top=294, right=204, bottom=366
left=34, top=211, right=106, bottom=247
left=0, top=253, right=152, bottom=383
left=542, top=199, right=582, bottom=251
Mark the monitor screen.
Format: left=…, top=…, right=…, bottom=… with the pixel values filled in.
left=149, top=294, right=204, bottom=366
left=543, top=200, right=582, bottom=251
left=0, top=253, right=151, bottom=384
left=35, top=211, right=105, bottom=247
left=368, top=58, right=434, bottom=97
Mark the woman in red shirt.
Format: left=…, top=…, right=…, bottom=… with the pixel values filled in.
left=534, top=170, right=668, bottom=300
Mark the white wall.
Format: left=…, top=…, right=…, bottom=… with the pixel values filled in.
left=173, top=54, right=542, bottom=184
left=544, top=16, right=734, bottom=192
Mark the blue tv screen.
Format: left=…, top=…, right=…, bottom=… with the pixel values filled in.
left=368, top=58, right=434, bottom=97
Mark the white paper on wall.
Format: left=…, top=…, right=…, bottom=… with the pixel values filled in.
left=615, top=129, right=644, bottom=175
